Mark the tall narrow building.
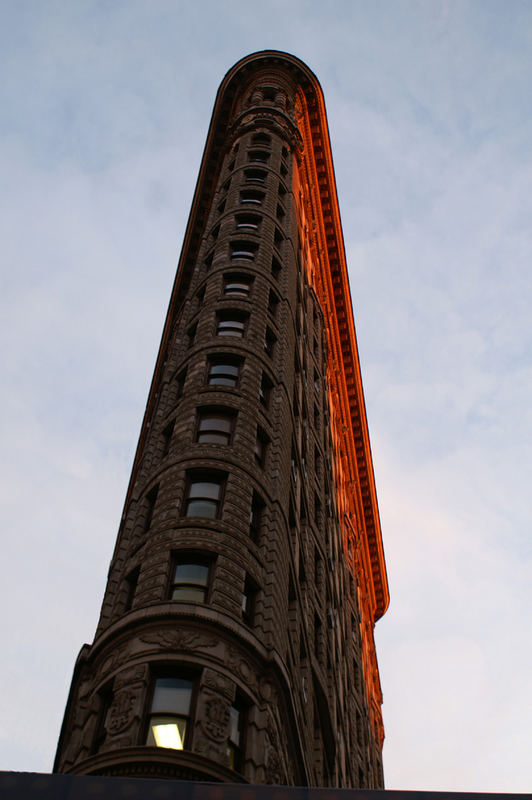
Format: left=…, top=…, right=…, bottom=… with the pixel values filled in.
left=54, top=51, right=389, bottom=788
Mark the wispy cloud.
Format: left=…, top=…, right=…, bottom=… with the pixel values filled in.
left=0, top=0, right=530, bottom=790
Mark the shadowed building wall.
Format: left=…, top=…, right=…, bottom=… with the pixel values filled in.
left=54, top=51, right=389, bottom=788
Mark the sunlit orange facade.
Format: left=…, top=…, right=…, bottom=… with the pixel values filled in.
left=54, top=51, right=388, bottom=788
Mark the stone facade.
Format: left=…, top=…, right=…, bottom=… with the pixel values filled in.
left=54, top=51, right=389, bottom=788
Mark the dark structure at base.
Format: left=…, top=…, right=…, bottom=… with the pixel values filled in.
left=2, top=774, right=530, bottom=800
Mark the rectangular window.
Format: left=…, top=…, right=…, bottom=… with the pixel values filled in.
left=268, top=290, right=279, bottom=317
left=227, top=698, right=246, bottom=771
left=196, top=408, right=234, bottom=445
left=259, top=373, right=273, bottom=407
left=271, top=256, right=281, bottom=280
left=175, top=368, right=187, bottom=401
left=217, top=312, right=248, bottom=338
left=184, top=473, right=224, bottom=519
left=240, top=189, right=264, bottom=205
left=171, top=559, right=210, bottom=602
left=254, top=427, right=269, bottom=467
left=208, top=357, right=241, bottom=387
left=242, top=575, right=258, bottom=626
left=247, top=149, right=270, bottom=163
left=244, top=168, right=267, bottom=184
left=235, top=213, right=261, bottom=232
left=187, top=323, right=197, bottom=348
left=230, top=240, right=258, bottom=261
left=264, top=327, right=276, bottom=357
left=146, top=676, right=193, bottom=750
left=224, top=273, right=253, bottom=298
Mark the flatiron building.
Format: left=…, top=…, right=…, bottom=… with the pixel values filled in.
left=54, top=50, right=389, bottom=788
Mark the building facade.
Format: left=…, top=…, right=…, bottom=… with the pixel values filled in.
left=54, top=51, right=389, bottom=788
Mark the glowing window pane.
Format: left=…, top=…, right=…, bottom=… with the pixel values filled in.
left=147, top=715, right=187, bottom=750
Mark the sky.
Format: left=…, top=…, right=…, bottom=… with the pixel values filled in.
left=1, top=0, right=531, bottom=792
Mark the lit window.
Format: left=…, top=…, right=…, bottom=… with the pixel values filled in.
left=217, top=312, right=247, bottom=338
left=146, top=676, right=193, bottom=750
left=224, top=273, right=252, bottom=298
left=171, top=559, right=210, bottom=602
left=196, top=409, right=234, bottom=445
left=207, top=357, right=241, bottom=387
left=184, top=474, right=224, bottom=518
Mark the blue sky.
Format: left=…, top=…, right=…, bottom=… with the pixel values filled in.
left=1, top=0, right=531, bottom=791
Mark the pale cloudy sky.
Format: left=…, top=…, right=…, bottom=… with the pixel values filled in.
left=1, top=0, right=531, bottom=792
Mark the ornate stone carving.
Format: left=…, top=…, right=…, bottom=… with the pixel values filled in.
left=226, top=646, right=258, bottom=694
left=98, top=643, right=130, bottom=679
left=201, top=696, right=229, bottom=742
left=265, top=712, right=289, bottom=785
left=203, top=669, right=234, bottom=699
left=114, top=664, right=146, bottom=689
left=106, top=687, right=138, bottom=736
left=140, top=630, right=218, bottom=651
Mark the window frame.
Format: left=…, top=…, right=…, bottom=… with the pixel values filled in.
left=243, top=168, right=267, bottom=185
left=183, top=472, right=225, bottom=519
left=216, top=311, right=248, bottom=338
left=247, top=149, right=270, bottom=164
left=254, top=426, right=269, bottom=467
left=145, top=674, right=196, bottom=751
left=207, top=356, right=241, bottom=388
left=170, top=555, right=212, bottom=603
left=259, top=372, right=273, bottom=407
left=242, top=575, right=259, bottom=626
left=235, top=212, right=262, bottom=232
left=195, top=407, right=235, bottom=445
left=227, top=695, right=247, bottom=772
left=240, top=189, right=265, bottom=206
left=223, top=272, right=253, bottom=299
